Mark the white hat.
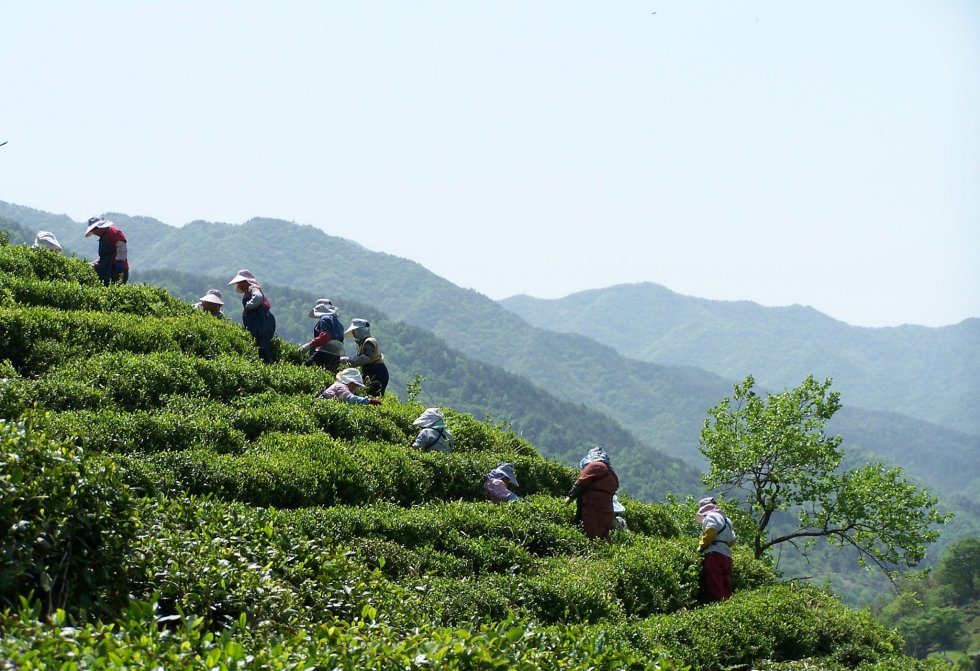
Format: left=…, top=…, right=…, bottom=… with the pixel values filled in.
left=309, top=298, right=336, bottom=318
left=413, top=407, right=446, bottom=429
left=228, top=268, right=255, bottom=285
left=84, top=217, right=112, bottom=237
left=336, top=367, right=366, bottom=388
left=198, top=290, right=224, bottom=306
left=33, top=231, right=62, bottom=251
left=345, top=318, right=371, bottom=336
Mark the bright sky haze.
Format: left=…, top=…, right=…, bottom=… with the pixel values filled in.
left=3, top=1, right=978, bottom=327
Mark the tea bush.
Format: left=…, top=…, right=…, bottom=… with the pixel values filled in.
left=1, top=274, right=191, bottom=316
left=625, top=583, right=904, bottom=670
left=0, top=360, right=26, bottom=419
left=523, top=556, right=625, bottom=624
left=0, top=601, right=684, bottom=671
left=129, top=437, right=580, bottom=508
left=125, top=495, right=398, bottom=631
left=41, top=409, right=248, bottom=455
left=610, top=537, right=701, bottom=617
left=25, top=352, right=327, bottom=411
left=0, top=413, right=136, bottom=617
left=0, top=245, right=99, bottom=284
left=0, top=307, right=257, bottom=374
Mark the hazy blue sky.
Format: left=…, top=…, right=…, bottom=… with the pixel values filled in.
left=2, top=2, right=978, bottom=327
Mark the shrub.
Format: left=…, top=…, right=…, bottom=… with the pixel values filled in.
left=25, top=353, right=327, bottom=411
left=0, top=360, right=27, bottom=419
left=41, top=409, right=248, bottom=455
left=1, top=275, right=191, bottom=316
left=0, top=307, right=256, bottom=374
left=131, top=436, right=580, bottom=509
left=125, top=495, right=401, bottom=631
left=522, top=556, right=624, bottom=624
left=610, top=537, right=700, bottom=617
left=0, top=601, right=683, bottom=671
left=421, top=574, right=521, bottom=624
left=0, top=246, right=100, bottom=284
left=625, top=583, right=904, bottom=670
left=0, top=413, right=136, bottom=617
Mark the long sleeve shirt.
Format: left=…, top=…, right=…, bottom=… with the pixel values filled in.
left=698, top=511, right=735, bottom=557
left=318, top=381, right=373, bottom=405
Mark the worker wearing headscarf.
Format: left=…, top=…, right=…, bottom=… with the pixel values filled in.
left=483, top=463, right=522, bottom=503
left=696, top=496, right=736, bottom=601
left=411, top=407, right=455, bottom=453
left=563, top=446, right=619, bottom=541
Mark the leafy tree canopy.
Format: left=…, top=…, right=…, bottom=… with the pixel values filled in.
left=700, top=375, right=950, bottom=576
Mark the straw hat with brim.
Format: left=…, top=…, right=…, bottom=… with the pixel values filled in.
left=309, top=299, right=336, bottom=318
left=336, top=368, right=366, bottom=388
left=198, top=293, right=224, bottom=306
left=84, top=218, right=112, bottom=237
left=228, top=269, right=256, bottom=285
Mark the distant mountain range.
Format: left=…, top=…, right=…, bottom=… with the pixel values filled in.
left=500, top=284, right=980, bottom=437
left=3, top=200, right=977, bottom=512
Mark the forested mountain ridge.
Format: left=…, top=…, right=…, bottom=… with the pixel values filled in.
left=2, top=200, right=975, bottom=508
left=500, top=283, right=980, bottom=437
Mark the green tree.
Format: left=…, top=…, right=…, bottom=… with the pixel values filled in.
left=933, top=535, right=980, bottom=605
left=700, top=375, right=949, bottom=575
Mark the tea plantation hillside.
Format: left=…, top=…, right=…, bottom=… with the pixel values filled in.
left=135, top=266, right=703, bottom=500
left=0, top=243, right=938, bottom=669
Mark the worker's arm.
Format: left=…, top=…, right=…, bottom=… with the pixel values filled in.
left=698, top=527, right=719, bottom=552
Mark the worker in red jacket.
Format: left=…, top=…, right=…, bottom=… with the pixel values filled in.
left=84, top=217, right=128, bottom=285
left=564, top=446, right=619, bottom=542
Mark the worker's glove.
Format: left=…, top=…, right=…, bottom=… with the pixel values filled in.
left=298, top=342, right=311, bottom=354
left=369, top=398, right=382, bottom=405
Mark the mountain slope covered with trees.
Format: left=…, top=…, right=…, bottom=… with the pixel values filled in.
left=500, top=283, right=980, bottom=437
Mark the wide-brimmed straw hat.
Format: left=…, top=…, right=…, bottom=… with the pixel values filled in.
left=336, top=367, right=366, bottom=388
left=227, top=269, right=255, bottom=285
left=198, top=291, right=224, bottom=306
left=84, top=217, right=112, bottom=237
